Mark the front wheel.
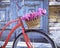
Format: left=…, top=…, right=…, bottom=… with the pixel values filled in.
left=12, top=29, right=56, bottom=48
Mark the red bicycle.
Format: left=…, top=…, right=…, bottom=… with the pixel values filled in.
left=0, top=16, right=56, bottom=48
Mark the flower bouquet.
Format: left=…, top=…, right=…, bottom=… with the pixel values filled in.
left=21, top=8, right=46, bottom=29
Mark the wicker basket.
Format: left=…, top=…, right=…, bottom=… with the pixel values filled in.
left=26, top=17, right=40, bottom=29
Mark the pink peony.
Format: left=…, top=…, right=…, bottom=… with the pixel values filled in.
left=38, top=8, right=46, bottom=15
left=21, top=14, right=30, bottom=21
left=21, top=8, right=46, bottom=21
left=31, top=12, right=37, bottom=18
left=24, top=14, right=30, bottom=21
left=29, top=13, right=33, bottom=20
left=38, top=8, right=43, bottom=12
left=42, top=9, right=46, bottom=15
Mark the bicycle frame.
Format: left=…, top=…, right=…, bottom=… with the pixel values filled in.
left=0, top=17, right=33, bottom=48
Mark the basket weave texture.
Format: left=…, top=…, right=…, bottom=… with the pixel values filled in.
left=26, top=17, right=40, bottom=29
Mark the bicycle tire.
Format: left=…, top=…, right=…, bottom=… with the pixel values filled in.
left=12, top=29, right=56, bottom=48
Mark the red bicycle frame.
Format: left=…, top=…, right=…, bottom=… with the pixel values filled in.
left=0, top=17, right=33, bottom=48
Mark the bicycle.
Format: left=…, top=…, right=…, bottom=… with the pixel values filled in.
left=0, top=8, right=56, bottom=48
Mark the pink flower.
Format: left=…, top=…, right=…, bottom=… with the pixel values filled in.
left=37, top=12, right=42, bottom=16
left=21, top=16, right=25, bottom=20
left=38, top=8, right=43, bottom=12
left=21, top=14, right=30, bottom=21
left=21, top=8, right=46, bottom=21
left=42, top=9, right=46, bottom=15
left=38, top=8, right=46, bottom=15
left=29, top=13, right=33, bottom=20
left=25, top=14, right=30, bottom=21
left=32, top=12, right=37, bottom=18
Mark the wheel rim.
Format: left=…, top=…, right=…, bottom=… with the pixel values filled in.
left=13, top=29, right=56, bottom=48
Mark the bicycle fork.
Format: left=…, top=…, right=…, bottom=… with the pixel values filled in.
left=19, top=17, right=33, bottom=48
left=22, top=28, right=33, bottom=48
